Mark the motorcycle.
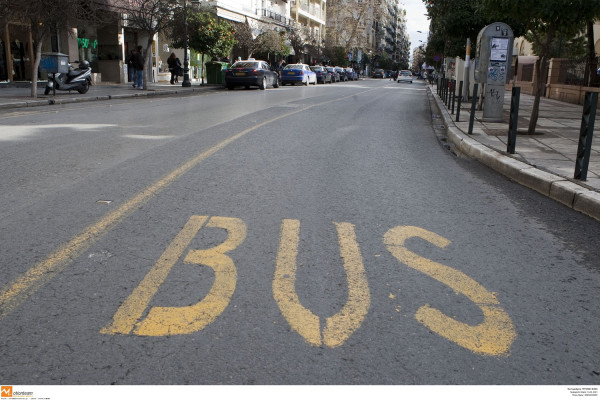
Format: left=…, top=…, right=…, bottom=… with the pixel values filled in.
left=44, top=60, right=92, bottom=95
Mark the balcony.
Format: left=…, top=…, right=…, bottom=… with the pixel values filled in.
left=258, top=8, right=297, bottom=28
left=290, top=0, right=325, bottom=25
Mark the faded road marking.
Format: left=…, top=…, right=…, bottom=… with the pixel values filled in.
left=383, top=226, right=516, bottom=356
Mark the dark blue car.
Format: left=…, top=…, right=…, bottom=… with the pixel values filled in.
left=225, top=60, right=280, bottom=90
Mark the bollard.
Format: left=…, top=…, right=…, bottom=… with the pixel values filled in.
left=451, top=79, right=456, bottom=114
left=456, top=81, right=464, bottom=122
left=442, top=78, right=446, bottom=104
left=574, top=91, right=598, bottom=180
left=507, top=87, right=521, bottom=154
left=468, top=84, right=479, bottom=135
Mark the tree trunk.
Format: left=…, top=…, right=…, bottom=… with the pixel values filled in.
left=201, top=53, right=205, bottom=85
left=528, top=29, right=555, bottom=135
left=528, top=56, right=548, bottom=134
left=586, top=20, right=598, bottom=87
left=30, top=40, right=43, bottom=99
left=144, top=39, right=153, bottom=90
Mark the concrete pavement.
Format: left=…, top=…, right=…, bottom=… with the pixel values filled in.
left=0, top=80, right=599, bottom=222
left=0, top=81, right=218, bottom=109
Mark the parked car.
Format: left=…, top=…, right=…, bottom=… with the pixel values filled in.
left=281, top=64, right=317, bottom=86
left=325, top=67, right=340, bottom=82
left=225, top=59, right=279, bottom=90
left=344, top=67, right=358, bottom=81
left=335, top=67, right=347, bottom=81
left=372, top=68, right=385, bottom=78
left=310, top=66, right=332, bottom=84
left=397, top=69, right=413, bottom=84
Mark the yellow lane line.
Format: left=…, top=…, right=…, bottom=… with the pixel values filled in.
left=0, top=88, right=378, bottom=320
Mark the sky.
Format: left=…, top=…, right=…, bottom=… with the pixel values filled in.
left=400, top=0, right=431, bottom=55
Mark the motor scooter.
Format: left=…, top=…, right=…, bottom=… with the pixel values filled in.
left=44, top=60, right=92, bottom=95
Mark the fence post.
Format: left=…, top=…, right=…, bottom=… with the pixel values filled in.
left=507, top=86, right=521, bottom=154
left=456, top=81, right=464, bottom=122
left=574, top=91, right=598, bottom=180
left=468, top=83, right=479, bottom=135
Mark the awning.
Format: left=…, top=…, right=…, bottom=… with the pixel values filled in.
left=216, top=7, right=246, bottom=23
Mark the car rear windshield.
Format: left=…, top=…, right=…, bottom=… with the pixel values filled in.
left=401, top=71, right=411, bottom=75
left=285, top=64, right=303, bottom=69
left=310, top=66, right=323, bottom=71
left=232, top=62, right=258, bottom=69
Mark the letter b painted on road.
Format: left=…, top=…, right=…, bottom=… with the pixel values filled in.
left=101, top=216, right=245, bottom=336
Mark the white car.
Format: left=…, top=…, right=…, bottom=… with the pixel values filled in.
left=397, top=70, right=413, bottom=84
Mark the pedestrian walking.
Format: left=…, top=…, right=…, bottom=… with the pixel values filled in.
left=126, top=49, right=135, bottom=83
left=131, top=46, right=145, bottom=89
left=167, top=53, right=181, bottom=84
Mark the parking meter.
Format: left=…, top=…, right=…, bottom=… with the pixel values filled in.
left=475, top=23, right=514, bottom=121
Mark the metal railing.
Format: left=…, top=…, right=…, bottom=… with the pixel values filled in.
left=258, top=9, right=297, bottom=28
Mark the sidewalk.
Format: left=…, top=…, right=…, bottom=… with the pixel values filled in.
left=0, top=81, right=218, bottom=109
left=430, top=83, right=600, bottom=222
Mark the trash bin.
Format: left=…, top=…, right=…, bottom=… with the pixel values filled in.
left=205, top=61, right=230, bottom=84
left=39, top=53, right=70, bottom=74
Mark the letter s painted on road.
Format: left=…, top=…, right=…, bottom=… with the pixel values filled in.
left=383, top=226, right=516, bottom=356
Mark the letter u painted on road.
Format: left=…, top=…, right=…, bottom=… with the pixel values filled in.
left=101, top=216, right=245, bottom=336
left=273, top=219, right=371, bottom=348
left=383, top=226, right=517, bottom=356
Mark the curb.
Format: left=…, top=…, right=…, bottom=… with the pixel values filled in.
left=428, top=86, right=600, bottom=223
left=0, top=85, right=218, bottom=110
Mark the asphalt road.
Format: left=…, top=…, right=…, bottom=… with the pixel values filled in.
left=0, top=79, right=599, bottom=385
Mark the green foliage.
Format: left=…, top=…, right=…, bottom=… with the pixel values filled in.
left=424, top=0, right=528, bottom=60
left=191, top=13, right=237, bottom=58
left=323, top=46, right=347, bottom=66
left=170, top=10, right=237, bottom=59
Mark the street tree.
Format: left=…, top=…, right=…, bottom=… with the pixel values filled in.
left=232, top=18, right=256, bottom=60
left=232, top=19, right=287, bottom=61
left=2, top=0, right=98, bottom=98
left=327, top=0, right=381, bottom=52
left=112, top=0, right=179, bottom=90
left=170, top=10, right=236, bottom=84
left=288, top=26, right=312, bottom=63
left=190, top=12, right=235, bottom=84
left=481, top=0, right=600, bottom=134
left=423, top=0, right=524, bottom=64
left=253, top=30, right=288, bottom=62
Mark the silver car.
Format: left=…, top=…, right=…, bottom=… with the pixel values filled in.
left=397, top=70, right=413, bottom=84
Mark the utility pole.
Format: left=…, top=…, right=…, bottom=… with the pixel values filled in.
left=462, top=38, right=471, bottom=101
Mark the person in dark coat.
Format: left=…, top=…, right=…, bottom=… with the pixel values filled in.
left=131, top=46, right=145, bottom=89
left=167, top=53, right=182, bottom=84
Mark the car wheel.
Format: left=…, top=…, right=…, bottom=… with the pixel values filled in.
left=227, top=84, right=235, bottom=90
left=273, top=78, right=279, bottom=88
left=303, top=77, right=308, bottom=86
left=44, top=87, right=51, bottom=95
left=260, top=76, right=267, bottom=90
